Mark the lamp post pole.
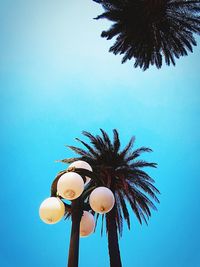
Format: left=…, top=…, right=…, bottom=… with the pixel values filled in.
left=67, top=197, right=83, bottom=267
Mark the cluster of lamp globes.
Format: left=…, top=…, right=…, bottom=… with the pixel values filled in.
left=39, top=161, right=115, bottom=237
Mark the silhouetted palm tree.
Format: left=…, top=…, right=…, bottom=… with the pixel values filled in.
left=60, top=129, right=160, bottom=267
left=93, top=0, right=200, bottom=70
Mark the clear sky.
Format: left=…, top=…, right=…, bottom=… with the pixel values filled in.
left=0, top=1, right=200, bottom=267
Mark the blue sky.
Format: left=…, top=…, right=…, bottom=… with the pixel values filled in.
left=0, top=1, right=200, bottom=266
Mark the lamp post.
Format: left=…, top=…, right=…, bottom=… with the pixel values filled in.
left=67, top=197, right=82, bottom=267
left=39, top=160, right=115, bottom=267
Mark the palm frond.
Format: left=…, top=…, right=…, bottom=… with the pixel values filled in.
left=130, top=178, right=160, bottom=203
left=56, top=157, right=80, bottom=164
left=131, top=160, right=157, bottom=168
left=82, top=131, right=106, bottom=153
left=118, top=191, right=131, bottom=229
left=126, top=147, right=152, bottom=162
left=100, top=128, right=113, bottom=150
left=128, top=169, right=156, bottom=183
left=120, top=136, right=135, bottom=158
left=127, top=183, right=158, bottom=212
left=66, top=145, right=89, bottom=157
left=75, top=138, right=99, bottom=157
left=94, top=213, right=100, bottom=232
left=113, top=129, right=120, bottom=152
left=124, top=191, right=142, bottom=224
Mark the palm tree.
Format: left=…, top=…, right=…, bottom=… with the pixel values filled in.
left=93, top=0, right=200, bottom=70
left=59, top=129, right=160, bottom=267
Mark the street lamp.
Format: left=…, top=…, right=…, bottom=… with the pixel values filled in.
left=39, top=160, right=115, bottom=267
left=79, top=211, right=95, bottom=237
left=68, top=160, right=92, bottom=184
left=57, top=172, right=84, bottom=200
left=39, top=197, right=65, bottom=224
left=89, top=187, right=115, bottom=214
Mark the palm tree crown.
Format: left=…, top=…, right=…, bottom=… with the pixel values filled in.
left=60, top=129, right=160, bottom=235
left=93, top=0, right=200, bottom=70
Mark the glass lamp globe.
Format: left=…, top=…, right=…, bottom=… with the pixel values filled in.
left=57, top=172, right=84, bottom=200
left=68, top=160, right=92, bottom=184
left=89, top=187, right=115, bottom=214
left=80, top=211, right=95, bottom=237
left=39, top=197, right=65, bottom=224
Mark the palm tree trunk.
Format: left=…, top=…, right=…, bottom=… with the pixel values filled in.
left=67, top=198, right=82, bottom=267
left=106, top=207, right=122, bottom=267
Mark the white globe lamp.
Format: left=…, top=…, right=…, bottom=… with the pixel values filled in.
left=57, top=172, right=84, bottom=200
left=89, top=187, right=115, bottom=214
left=80, top=211, right=95, bottom=237
left=68, top=160, right=92, bottom=184
left=39, top=197, right=65, bottom=224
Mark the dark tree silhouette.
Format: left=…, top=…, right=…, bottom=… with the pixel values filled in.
left=93, top=0, right=200, bottom=70
left=60, top=129, right=160, bottom=267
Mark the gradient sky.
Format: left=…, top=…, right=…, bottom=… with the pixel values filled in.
left=0, top=1, right=200, bottom=267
